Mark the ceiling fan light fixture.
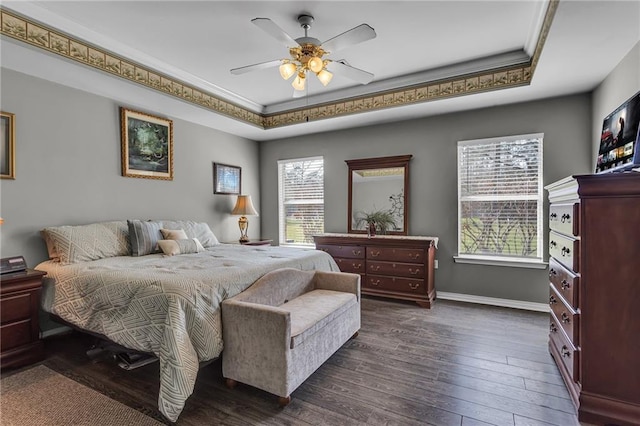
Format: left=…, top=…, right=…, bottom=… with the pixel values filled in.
left=279, top=62, right=297, bottom=80
left=316, top=69, right=333, bottom=86
left=308, top=56, right=324, bottom=73
left=292, top=72, right=306, bottom=91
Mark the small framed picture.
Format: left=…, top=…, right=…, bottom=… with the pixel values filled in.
left=213, top=162, right=241, bottom=195
left=1, top=111, right=16, bottom=179
left=120, top=107, right=173, bottom=180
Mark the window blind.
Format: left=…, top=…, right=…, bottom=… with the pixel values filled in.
left=457, top=134, right=543, bottom=260
left=278, top=157, right=324, bottom=246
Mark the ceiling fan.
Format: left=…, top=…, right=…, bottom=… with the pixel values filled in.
left=230, top=14, right=376, bottom=97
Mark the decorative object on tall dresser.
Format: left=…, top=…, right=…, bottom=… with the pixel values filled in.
left=213, top=162, right=241, bottom=195
left=120, top=107, right=173, bottom=180
left=315, top=233, right=437, bottom=308
left=0, top=269, right=46, bottom=369
left=1, top=111, right=16, bottom=179
left=546, top=174, right=640, bottom=426
left=231, top=195, right=259, bottom=243
left=346, top=155, right=411, bottom=235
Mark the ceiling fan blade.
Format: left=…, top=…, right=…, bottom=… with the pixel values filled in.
left=252, top=18, right=299, bottom=48
left=326, top=60, right=374, bottom=85
left=230, top=59, right=282, bottom=75
left=321, top=24, right=376, bottom=53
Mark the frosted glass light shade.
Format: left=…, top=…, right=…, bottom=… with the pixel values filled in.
left=292, top=73, right=306, bottom=91
left=308, top=57, right=324, bottom=73
left=316, top=69, right=333, bottom=86
left=279, top=63, right=296, bottom=80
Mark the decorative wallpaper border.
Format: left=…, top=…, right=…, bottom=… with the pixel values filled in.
left=0, top=1, right=558, bottom=130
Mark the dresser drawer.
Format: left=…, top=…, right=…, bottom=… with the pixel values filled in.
left=548, top=258, right=579, bottom=308
left=366, top=247, right=425, bottom=263
left=367, top=261, right=424, bottom=278
left=334, top=258, right=365, bottom=274
left=549, top=203, right=579, bottom=237
left=1, top=319, right=32, bottom=351
left=0, top=292, right=32, bottom=325
left=364, top=275, right=425, bottom=295
left=549, top=284, right=579, bottom=345
left=549, top=231, right=579, bottom=273
left=317, top=244, right=364, bottom=259
left=549, top=313, right=579, bottom=383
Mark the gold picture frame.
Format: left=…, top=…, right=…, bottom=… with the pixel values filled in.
left=120, top=107, right=173, bottom=180
left=1, top=111, right=16, bottom=179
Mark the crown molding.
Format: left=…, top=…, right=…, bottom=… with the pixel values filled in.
left=0, top=1, right=558, bottom=130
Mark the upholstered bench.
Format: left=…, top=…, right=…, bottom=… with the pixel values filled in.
left=221, top=268, right=360, bottom=405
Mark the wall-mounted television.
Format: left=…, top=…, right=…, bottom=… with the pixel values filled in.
left=596, top=90, right=640, bottom=173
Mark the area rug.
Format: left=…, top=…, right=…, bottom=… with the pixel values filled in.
left=0, top=365, right=163, bottom=426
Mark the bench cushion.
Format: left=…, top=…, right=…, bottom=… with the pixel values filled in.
left=279, top=289, right=357, bottom=349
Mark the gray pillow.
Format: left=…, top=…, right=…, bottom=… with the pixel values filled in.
left=128, top=220, right=163, bottom=256
left=157, top=238, right=205, bottom=256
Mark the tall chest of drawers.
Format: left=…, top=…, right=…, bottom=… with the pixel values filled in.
left=545, top=174, right=640, bottom=425
left=314, top=233, right=437, bottom=308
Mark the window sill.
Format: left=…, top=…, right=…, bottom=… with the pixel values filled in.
left=453, top=255, right=548, bottom=269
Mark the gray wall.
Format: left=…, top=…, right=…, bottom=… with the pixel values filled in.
left=592, top=41, right=640, bottom=161
left=0, top=69, right=260, bottom=268
left=260, top=94, right=593, bottom=304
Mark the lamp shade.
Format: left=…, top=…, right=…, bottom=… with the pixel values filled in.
left=0, top=217, right=3, bottom=225
left=316, top=69, right=333, bottom=86
left=292, top=73, right=306, bottom=91
left=279, top=62, right=297, bottom=80
left=231, top=195, right=259, bottom=216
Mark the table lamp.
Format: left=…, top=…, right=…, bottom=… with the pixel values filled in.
left=231, top=195, right=259, bottom=243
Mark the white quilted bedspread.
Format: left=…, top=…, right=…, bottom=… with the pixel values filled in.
left=36, top=245, right=339, bottom=421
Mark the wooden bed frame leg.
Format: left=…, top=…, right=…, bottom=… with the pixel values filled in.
left=225, top=378, right=237, bottom=389
left=350, top=331, right=359, bottom=340
left=278, top=395, right=291, bottom=407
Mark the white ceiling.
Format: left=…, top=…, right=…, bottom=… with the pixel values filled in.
left=2, top=1, right=640, bottom=141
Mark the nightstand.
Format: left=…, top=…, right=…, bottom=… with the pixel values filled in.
left=225, top=239, right=273, bottom=246
left=1, top=269, right=46, bottom=369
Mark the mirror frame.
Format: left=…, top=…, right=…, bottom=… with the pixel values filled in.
left=346, top=154, right=412, bottom=235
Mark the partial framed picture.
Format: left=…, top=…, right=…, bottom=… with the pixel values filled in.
left=120, top=107, right=173, bottom=180
left=1, top=111, right=16, bottom=179
left=213, top=162, right=241, bottom=195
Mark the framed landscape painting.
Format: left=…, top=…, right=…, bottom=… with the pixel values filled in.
left=1, top=111, right=15, bottom=179
left=213, top=162, right=241, bottom=194
left=120, top=107, right=173, bottom=180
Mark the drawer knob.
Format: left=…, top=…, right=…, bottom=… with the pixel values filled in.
left=408, top=283, right=419, bottom=290
left=371, top=250, right=380, bottom=258
left=549, top=295, right=557, bottom=305
left=353, top=263, right=362, bottom=270
left=550, top=323, right=558, bottom=333
left=561, top=213, right=571, bottom=223
left=371, top=279, right=381, bottom=286
left=352, top=250, right=362, bottom=256
left=561, top=346, right=571, bottom=358
left=370, top=265, right=380, bottom=271
left=561, top=279, right=570, bottom=290
left=550, top=241, right=557, bottom=248
left=561, top=312, right=571, bottom=324
left=561, top=247, right=571, bottom=256
left=550, top=213, right=557, bottom=220
left=549, top=268, right=557, bottom=277
left=408, top=253, right=420, bottom=260
left=409, top=268, right=420, bottom=275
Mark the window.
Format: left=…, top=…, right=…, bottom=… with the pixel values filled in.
left=278, top=157, right=324, bottom=246
left=455, top=133, right=544, bottom=268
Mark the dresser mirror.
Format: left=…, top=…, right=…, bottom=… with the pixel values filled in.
left=346, top=155, right=412, bottom=235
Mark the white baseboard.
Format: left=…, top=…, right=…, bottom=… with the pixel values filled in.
left=40, top=325, right=72, bottom=338
left=437, top=291, right=549, bottom=312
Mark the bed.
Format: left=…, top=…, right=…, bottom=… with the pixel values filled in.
left=36, top=220, right=338, bottom=421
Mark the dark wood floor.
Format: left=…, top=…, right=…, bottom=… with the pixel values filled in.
left=37, top=297, right=583, bottom=426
